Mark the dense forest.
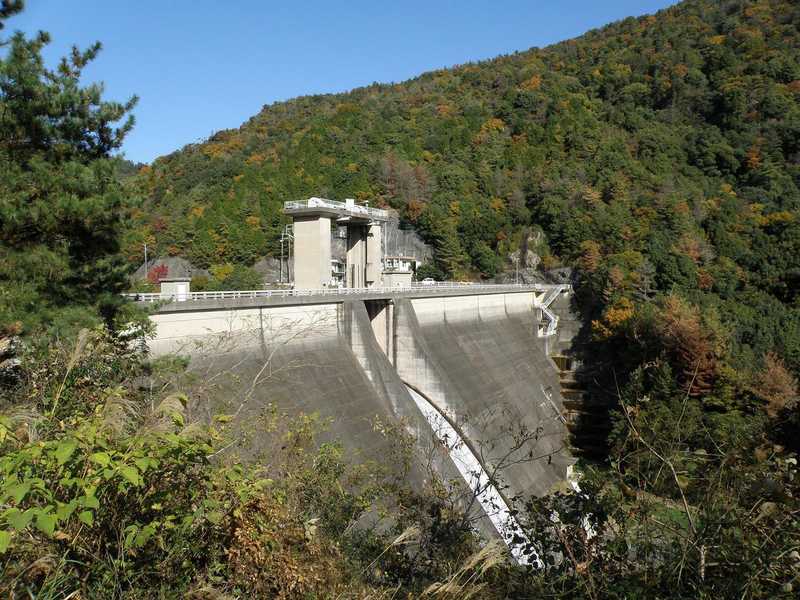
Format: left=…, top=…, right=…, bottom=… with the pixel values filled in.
left=130, top=0, right=800, bottom=372
left=1, top=0, right=799, bottom=597
left=133, top=0, right=798, bottom=283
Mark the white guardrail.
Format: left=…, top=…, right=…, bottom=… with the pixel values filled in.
left=283, top=197, right=390, bottom=221
left=122, top=282, right=567, bottom=304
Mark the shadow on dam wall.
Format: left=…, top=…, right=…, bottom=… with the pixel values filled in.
left=148, top=290, right=575, bottom=527
left=390, top=294, right=574, bottom=498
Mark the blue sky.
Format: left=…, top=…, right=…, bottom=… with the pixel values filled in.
left=6, top=1, right=678, bottom=164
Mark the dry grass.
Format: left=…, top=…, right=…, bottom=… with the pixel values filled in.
left=421, top=540, right=506, bottom=599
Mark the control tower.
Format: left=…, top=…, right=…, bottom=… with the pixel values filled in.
left=283, top=197, right=389, bottom=290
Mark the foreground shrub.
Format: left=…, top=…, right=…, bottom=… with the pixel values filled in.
left=0, top=329, right=491, bottom=598
left=0, top=331, right=372, bottom=597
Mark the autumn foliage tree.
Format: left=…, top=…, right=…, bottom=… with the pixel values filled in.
left=146, top=264, right=168, bottom=285
left=656, top=295, right=721, bottom=397
left=753, top=351, right=799, bottom=418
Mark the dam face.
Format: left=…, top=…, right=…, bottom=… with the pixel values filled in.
left=143, top=287, right=575, bottom=537
left=393, top=294, right=572, bottom=497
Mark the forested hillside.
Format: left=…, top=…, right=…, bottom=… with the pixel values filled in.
left=132, top=0, right=798, bottom=279
left=2, top=0, right=800, bottom=596
left=125, top=0, right=800, bottom=437
left=130, top=0, right=800, bottom=366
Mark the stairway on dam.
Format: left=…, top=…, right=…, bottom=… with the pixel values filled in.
left=552, top=355, right=611, bottom=460
left=547, top=294, right=613, bottom=461
left=138, top=286, right=579, bottom=558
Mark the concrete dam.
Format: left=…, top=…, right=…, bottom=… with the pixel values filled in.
left=136, top=283, right=577, bottom=555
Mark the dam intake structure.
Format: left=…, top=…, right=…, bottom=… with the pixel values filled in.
left=131, top=283, right=577, bottom=561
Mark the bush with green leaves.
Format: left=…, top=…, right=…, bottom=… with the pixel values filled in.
left=205, top=263, right=263, bottom=291
left=0, top=328, right=491, bottom=598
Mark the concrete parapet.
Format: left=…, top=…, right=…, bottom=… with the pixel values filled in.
left=411, top=291, right=536, bottom=325
left=147, top=302, right=340, bottom=356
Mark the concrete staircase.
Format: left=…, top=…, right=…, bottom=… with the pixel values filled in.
left=551, top=354, right=611, bottom=460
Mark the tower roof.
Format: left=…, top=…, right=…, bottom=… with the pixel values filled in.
left=283, top=197, right=389, bottom=222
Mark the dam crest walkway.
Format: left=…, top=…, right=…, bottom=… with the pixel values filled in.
left=124, top=282, right=567, bottom=305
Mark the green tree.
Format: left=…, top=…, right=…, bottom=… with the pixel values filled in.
left=0, top=0, right=138, bottom=333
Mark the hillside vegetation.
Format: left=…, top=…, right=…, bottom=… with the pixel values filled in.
left=133, top=0, right=798, bottom=282
left=130, top=0, right=800, bottom=371
left=2, top=0, right=800, bottom=597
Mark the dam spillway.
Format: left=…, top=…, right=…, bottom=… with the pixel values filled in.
left=135, top=284, right=577, bottom=546
left=405, top=383, right=539, bottom=566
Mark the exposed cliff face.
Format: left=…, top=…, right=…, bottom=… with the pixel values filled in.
left=330, top=220, right=432, bottom=267
left=0, top=334, right=21, bottom=386
left=383, top=221, right=433, bottom=263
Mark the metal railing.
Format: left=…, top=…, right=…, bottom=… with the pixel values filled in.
left=538, top=284, right=570, bottom=337
left=540, top=284, right=568, bottom=309
left=540, top=305, right=560, bottom=337
left=122, top=282, right=563, bottom=304
left=283, top=197, right=389, bottom=221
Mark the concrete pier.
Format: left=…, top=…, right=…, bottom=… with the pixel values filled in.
left=284, top=197, right=389, bottom=289
left=292, top=215, right=333, bottom=290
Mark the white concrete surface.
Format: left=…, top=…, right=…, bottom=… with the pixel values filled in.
left=366, top=223, right=382, bottom=286
left=411, top=291, right=538, bottom=325
left=293, top=216, right=333, bottom=289
left=148, top=303, right=340, bottom=356
left=346, top=225, right=366, bottom=288
left=383, top=272, right=413, bottom=287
